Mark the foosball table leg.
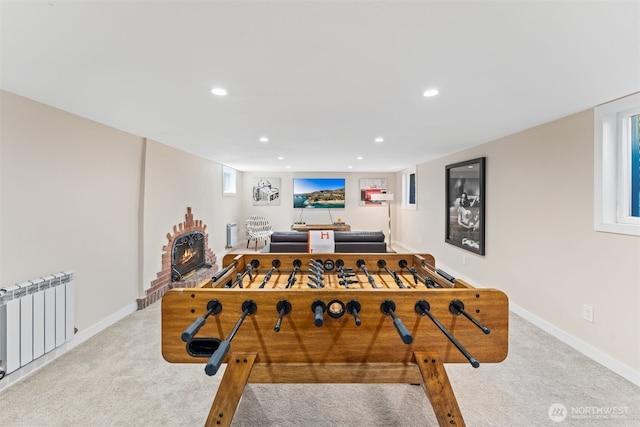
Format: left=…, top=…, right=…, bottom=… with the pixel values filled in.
left=205, top=352, right=258, bottom=427
left=414, top=352, right=466, bottom=427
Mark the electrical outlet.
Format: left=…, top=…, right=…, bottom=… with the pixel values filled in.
left=462, top=255, right=467, bottom=265
left=582, top=304, right=594, bottom=323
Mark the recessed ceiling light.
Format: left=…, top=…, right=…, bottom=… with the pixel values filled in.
left=348, top=165, right=353, bottom=169
left=356, top=156, right=363, bottom=160
left=277, top=156, right=284, bottom=160
left=375, top=137, right=384, bottom=143
left=286, top=165, right=291, bottom=169
left=423, top=88, right=439, bottom=97
left=259, top=137, right=269, bottom=142
left=211, top=87, right=228, bottom=96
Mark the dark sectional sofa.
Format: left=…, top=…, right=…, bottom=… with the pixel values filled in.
left=265, top=230, right=387, bottom=253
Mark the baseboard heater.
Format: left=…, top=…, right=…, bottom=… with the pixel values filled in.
left=0, top=271, right=75, bottom=380
left=226, top=222, right=238, bottom=248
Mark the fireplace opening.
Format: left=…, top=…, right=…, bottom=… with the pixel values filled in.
left=140, top=207, right=218, bottom=310
left=172, top=231, right=206, bottom=281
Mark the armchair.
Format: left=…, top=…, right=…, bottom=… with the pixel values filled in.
left=245, top=215, right=273, bottom=251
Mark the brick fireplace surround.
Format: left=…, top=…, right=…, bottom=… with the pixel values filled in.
left=137, top=207, right=218, bottom=309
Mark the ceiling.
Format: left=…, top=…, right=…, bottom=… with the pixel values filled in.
left=2, top=1, right=639, bottom=173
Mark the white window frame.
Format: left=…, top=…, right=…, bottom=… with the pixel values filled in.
left=401, top=166, right=417, bottom=210
left=594, top=92, right=640, bottom=236
left=222, top=165, right=237, bottom=196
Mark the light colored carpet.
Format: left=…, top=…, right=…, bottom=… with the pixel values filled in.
left=0, top=302, right=638, bottom=427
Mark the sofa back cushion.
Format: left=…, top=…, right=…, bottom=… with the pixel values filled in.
left=271, top=231, right=308, bottom=242
left=334, top=231, right=384, bottom=242
left=271, top=230, right=385, bottom=242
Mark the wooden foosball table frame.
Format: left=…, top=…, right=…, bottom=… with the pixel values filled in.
left=162, top=253, right=509, bottom=426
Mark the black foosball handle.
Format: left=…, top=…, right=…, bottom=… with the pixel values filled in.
left=381, top=300, right=413, bottom=344
left=204, top=340, right=230, bottom=376
left=181, top=300, right=222, bottom=342
left=181, top=316, right=207, bottom=342
left=393, top=317, right=413, bottom=344
left=314, top=304, right=324, bottom=327
left=346, top=300, right=362, bottom=326
left=312, top=300, right=326, bottom=327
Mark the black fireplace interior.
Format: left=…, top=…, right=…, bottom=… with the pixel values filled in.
left=172, top=231, right=206, bottom=281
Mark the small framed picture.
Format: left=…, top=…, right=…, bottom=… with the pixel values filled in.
left=445, top=157, right=485, bottom=255
left=252, top=177, right=281, bottom=206
left=359, top=178, right=388, bottom=206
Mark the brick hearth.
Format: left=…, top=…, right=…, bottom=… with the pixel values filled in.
left=137, top=207, right=218, bottom=309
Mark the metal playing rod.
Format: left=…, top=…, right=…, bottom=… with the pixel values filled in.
left=356, top=259, right=379, bottom=289
left=398, top=259, right=437, bottom=288
left=258, top=259, right=281, bottom=288
left=211, top=261, right=237, bottom=282
left=336, top=259, right=356, bottom=288
left=377, top=259, right=407, bottom=288
left=285, top=259, right=302, bottom=288
left=415, top=299, right=480, bottom=368
left=274, top=300, right=292, bottom=332
left=449, top=299, right=491, bottom=334
left=204, top=299, right=257, bottom=376
left=226, top=259, right=259, bottom=288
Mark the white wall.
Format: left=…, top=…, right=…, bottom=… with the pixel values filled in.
left=0, top=91, right=143, bottom=330
left=394, top=109, right=640, bottom=378
left=241, top=172, right=396, bottom=239
left=0, top=91, right=244, bottom=331
left=141, top=140, right=242, bottom=290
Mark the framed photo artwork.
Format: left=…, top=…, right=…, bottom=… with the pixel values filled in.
left=252, top=177, right=281, bottom=206
left=359, top=178, right=388, bottom=206
left=445, top=157, right=485, bottom=255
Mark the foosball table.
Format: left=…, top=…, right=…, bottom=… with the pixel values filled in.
left=162, top=252, right=509, bottom=427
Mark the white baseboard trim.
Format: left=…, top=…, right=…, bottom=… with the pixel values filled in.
left=0, top=302, right=137, bottom=392
left=69, top=302, right=138, bottom=348
left=509, top=302, right=640, bottom=387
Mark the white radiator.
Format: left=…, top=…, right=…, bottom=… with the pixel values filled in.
left=0, top=271, right=74, bottom=379
left=226, top=222, right=238, bottom=248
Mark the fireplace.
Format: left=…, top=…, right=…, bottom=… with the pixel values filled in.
left=172, top=231, right=206, bottom=281
left=137, top=207, right=218, bottom=310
